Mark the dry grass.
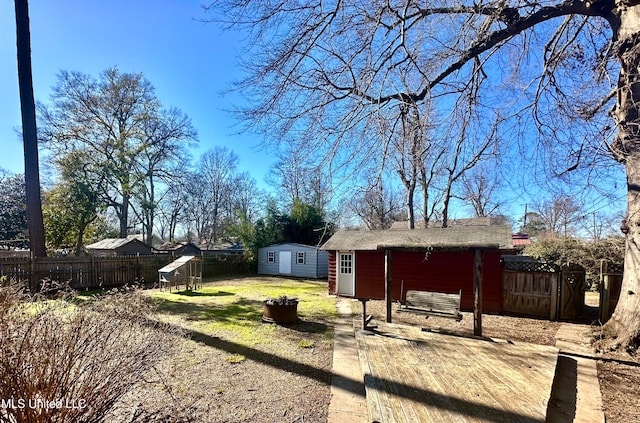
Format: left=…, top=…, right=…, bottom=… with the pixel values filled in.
left=0, top=283, right=188, bottom=423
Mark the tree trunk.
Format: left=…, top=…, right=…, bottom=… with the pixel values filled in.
left=606, top=5, right=640, bottom=349
left=119, top=196, right=129, bottom=237
left=74, top=223, right=85, bottom=256
left=420, top=167, right=430, bottom=228
left=405, top=183, right=416, bottom=229
left=607, top=154, right=640, bottom=349
left=15, top=0, right=46, bottom=260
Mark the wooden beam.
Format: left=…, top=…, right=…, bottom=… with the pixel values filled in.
left=473, top=248, right=483, bottom=337
left=385, top=248, right=392, bottom=323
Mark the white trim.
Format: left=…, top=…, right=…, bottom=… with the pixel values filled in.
left=336, top=251, right=355, bottom=296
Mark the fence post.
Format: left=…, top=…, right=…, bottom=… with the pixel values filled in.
left=549, top=273, right=558, bottom=321
left=90, top=254, right=96, bottom=287
left=29, top=254, right=36, bottom=292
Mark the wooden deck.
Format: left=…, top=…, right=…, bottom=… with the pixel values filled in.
left=356, top=322, right=558, bottom=423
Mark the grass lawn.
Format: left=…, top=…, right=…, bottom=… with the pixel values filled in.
left=138, top=276, right=337, bottom=422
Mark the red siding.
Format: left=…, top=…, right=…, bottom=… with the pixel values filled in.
left=327, top=251, right=337, bottom=294
left=329, top=249, right=502, bottom=313
left=354, top=251, right=386, bottom=299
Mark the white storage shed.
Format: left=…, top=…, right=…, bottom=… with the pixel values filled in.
left=257, top=243, right=328, bottom=279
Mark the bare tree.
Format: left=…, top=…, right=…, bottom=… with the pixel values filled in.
left=460, top=164, right=503, bottom=218
left=231, top=171, right=263, bottom=223
left=266, top=143, right=332, bottom=211
left=534, top=195, right=583, bottom=236
left=156, top=180, right=188, bottom=242
left=209, top=0, right=640, bottom=348
left=349, top=180, right=404, bottom=229
left=14, top=0, right=46, bottom=258
left=131, top=108, right=196, bottom=245
left=39, top=68, right=196, bottom=239
left=195, top=146, right=238, bottom=243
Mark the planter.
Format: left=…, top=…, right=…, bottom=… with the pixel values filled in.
left=262, top=296, right=299, bottom=324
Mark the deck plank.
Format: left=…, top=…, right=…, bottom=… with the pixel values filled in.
left=356, top=323, right=558, bottom=423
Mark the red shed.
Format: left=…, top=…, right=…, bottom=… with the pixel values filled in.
left=320, top=226, right=513, bottom=313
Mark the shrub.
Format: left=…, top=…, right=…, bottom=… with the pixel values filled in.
left=0, top=283, right=188, bottom=423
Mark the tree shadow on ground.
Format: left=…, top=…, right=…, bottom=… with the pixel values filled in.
left=273, top=319, right=329, bottom=334
left=156, top=297, right=265, bottom=323
left=175, top=290, right=235, bottom=297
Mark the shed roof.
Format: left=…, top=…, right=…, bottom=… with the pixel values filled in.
left=259, top=243, right=322, bottom=250
left=320, top=225, right=513, bottom=251
left=86, top=237, right=141, bottom=250
left=158, top=255, right=197, bottom=273
left=389, top=216, right=505, bottom=230
left=155, top=241, right=201, bottom=252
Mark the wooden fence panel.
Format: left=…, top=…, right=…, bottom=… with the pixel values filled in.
left=502, top=270, right=558, bottom=317
left=1, top=255, right=255, bottom=290
left=1, top=256, right=172, bottom=290
left=202, top=258, right=254, bottom=278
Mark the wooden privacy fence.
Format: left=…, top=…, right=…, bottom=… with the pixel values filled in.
left=502, top=260, right=560, bottom=320
left=0, top=255, right=255, bottom=291
left=1, top=256, right=172, bottom=290
left=501, top=259, right=586, bottom=320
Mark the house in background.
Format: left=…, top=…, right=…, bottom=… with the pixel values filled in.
left=258, top=243, right=329, bottom=279
left=86, top=236, right=153, bottom=257
left=511, top=233, right=532, bottom=250
left=320, top=225, right=513, bottom=313
left=127, top=233, right=165, bottom=249
left=199, top=240, right=245, bottom=256
left=155, top=241, right=201, bottom=256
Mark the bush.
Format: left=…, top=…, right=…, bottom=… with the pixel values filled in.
left=0, top=283, right=188, bottom=423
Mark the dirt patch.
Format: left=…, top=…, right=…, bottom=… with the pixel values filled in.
left=360, top=300, right=561, bottom=345
left=124, top=278, right=335, bottom=423
left=596, top=349, right=640, bottom=422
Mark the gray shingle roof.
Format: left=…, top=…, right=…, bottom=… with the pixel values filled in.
left=320, top=225, right=513, bottom=251
left=86, top=237, right=137, bottom=250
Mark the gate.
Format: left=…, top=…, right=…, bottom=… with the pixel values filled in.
left=600, top=261, right=623, bottom=323
left=501, top=257, right=586, bottom=321
left=558, top=264, right=586, bottom=320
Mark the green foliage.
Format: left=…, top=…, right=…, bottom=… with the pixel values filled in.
left=523, top=235, right=625, bottom=288
left=286, top=198, right=330, bottom=245
left=298, top=339, right=315, bottom=348
left=232, top=198, right=335, bottom=264
left=0, top=172, right=28, bottom=241
left=523, top=235, right=583, bottom=265
left=43, top=152, right=114, bottom=254
left=519, top=212, right=546, bottom=237
left=225, top=354, right=246, bottom=364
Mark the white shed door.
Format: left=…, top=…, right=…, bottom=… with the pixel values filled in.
left=337, top=252, right=355, bottom=296
left=279, top=251, right=292, bottom=274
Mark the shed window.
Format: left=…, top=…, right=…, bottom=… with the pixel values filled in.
left=297, top=252, right=305, bottom=264
left=339, top=253, right=352, bottom=274
left=267, top=251, right=275, bottom=263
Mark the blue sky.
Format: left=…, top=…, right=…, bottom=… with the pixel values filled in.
left=0, top=1, right=627, bottom=232
left=0, top=0, right=274, bottom=182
